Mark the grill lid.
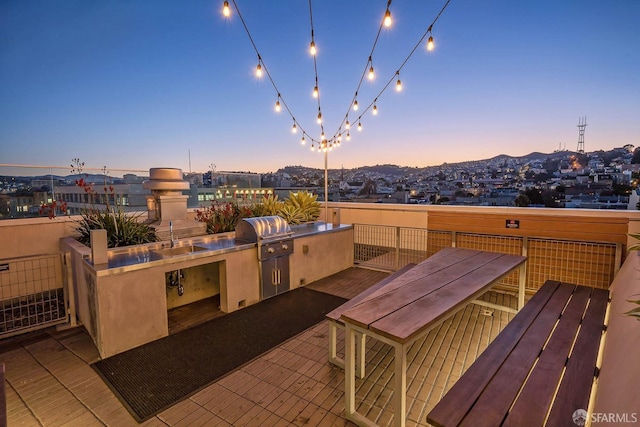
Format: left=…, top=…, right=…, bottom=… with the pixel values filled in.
left=235, top=216, right=292, bottom=243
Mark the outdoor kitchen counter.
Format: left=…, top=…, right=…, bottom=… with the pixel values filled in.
left=290, top=222, right=352, bottom=237
left=85, top=222, right=352, bottom=276
left=89, top=234, right=256, bottom=276
left=61, top=222, right=354, bottom=358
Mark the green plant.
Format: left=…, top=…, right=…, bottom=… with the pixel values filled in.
left=195, top=201, right=254, bottom=234
left=261, top=194, right=284, bottom=216
left=277, top=204, right=307, bottom=225
left=71, top=160, right=157, bottom=247
left=75, top=208, right=157, bottom=247
left=283, top=191, right=320, bottom=222
left=41, top=158, right=158, bottom=247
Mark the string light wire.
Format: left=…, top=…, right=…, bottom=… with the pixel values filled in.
left=226, top=0, right=453, bottom=147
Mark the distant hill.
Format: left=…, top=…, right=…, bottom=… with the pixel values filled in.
left=277, top=150, right=587, bottom=176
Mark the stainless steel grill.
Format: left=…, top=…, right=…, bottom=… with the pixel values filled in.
left=236, top=216, right=294, bottom=299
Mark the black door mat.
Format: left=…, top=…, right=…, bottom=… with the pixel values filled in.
left=91, top=287, right=346, bottom=422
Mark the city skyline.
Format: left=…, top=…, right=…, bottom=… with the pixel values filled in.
left=1, top=0, right=639, bottom=174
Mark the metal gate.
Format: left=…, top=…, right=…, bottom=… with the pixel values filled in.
left=0, top=253, right=68, bottom=338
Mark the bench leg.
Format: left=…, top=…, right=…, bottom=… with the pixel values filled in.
left=328, top=320, right=344, bottom=370
left=328, top=321, right=367, bottom=378
left=393, top=341, right=407, bottom=427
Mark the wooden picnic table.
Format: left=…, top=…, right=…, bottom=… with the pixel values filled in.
left=340, top=247, right=527, bottom=427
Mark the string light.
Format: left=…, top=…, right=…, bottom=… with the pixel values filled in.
left=384, top=9, right=392, bottom=27
left=225, top=0, right=452, bottom=152
left=427, top=33, right=435, bottom=51
left=301, top=134, right=306, bottom=144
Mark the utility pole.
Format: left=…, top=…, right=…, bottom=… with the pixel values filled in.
left=577, top=116, right=587, bottom=154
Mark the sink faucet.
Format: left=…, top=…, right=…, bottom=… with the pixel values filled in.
left=170, top=221, right=178, bottom=248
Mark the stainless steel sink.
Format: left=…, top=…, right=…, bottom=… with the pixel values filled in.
left=151, top=245, right=208, bottom=257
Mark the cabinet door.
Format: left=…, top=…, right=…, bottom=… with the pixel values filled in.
left=275, top=256, right=290, bottom=294
left=261, top=259, right=278, bottom=299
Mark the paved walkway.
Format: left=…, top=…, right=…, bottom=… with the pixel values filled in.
left=1, top=267, right=516, bottom=426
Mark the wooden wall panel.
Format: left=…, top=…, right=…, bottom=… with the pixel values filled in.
left=427, top=211, right=628, bottom=245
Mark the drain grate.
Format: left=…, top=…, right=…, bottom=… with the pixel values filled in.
left=0, top=288, right=66, bottom=335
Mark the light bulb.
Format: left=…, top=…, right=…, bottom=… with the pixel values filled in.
left=396, top=78, right=402, bottom=91
left=256, top=63, right=262, bottom=78
left=427, top=35, right=434, bottom=51
left=222, top=1, right=230, bottom=17
left=358, top=122, right=362, bottom=131
left=317, top=112, right=322, bottom=124
left=346, top=132, right=351, bottom=141
left=275, top=100, right=281, bottom=112
left=384, top=9, right=392, bottom=27
left=368, top=66, right=375, bottom=80
left=310, top=144, right=315, bottom=151
left=292, top=123, right=297, bottom=133
left=345, top=120, right=350, bottom=130
left=353, top=100, right=359, bottom=111
left=301, top=135, right=306, bottom=145
left=321, top=131, right=325, bottom=140
left=373, top=104, right=378, bottom=115
left=313, top=85, right=318, bottom=98
left=309, top=41, right=317, bottom=56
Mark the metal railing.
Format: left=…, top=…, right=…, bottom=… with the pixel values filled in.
left=354, top=224, right=620, bottom=290
left=0, top=253, right=67, bottom=338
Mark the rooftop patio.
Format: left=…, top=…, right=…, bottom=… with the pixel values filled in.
left=2, top=203, right=640, bottom=426
left=2, top=267, right=518, bottom=426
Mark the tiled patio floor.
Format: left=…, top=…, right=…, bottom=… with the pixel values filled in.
left=1, top=267, right=517, bottom=426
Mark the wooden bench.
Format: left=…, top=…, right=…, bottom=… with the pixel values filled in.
left=326, top=263, right=416, bottom=377
left=341, top=248, right=527, bottom=427
left=427, top=280, right=609, bottom=427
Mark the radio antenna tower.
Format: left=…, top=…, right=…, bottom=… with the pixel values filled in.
left=576, top=116, right=587, bottom=154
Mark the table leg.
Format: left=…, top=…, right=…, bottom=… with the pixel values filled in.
left=356, top=331, right=366, bottom=378
left=393, top=341, right=407, bottom=427
left=345, top=323, right=357, bottom=419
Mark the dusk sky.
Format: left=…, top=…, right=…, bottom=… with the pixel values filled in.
left=1, top=0, right=639, bottom=175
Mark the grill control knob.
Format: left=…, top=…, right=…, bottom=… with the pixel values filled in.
left=282, top=244, right=289, bottom=250
left=267, top=247, right=275, bottom=254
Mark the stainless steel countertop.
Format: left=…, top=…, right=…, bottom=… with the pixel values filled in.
left=87, top=222, right=352, bottom=275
